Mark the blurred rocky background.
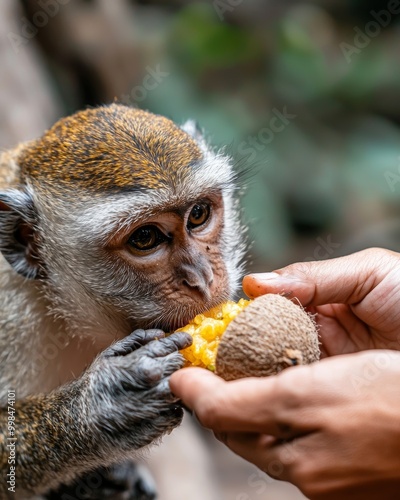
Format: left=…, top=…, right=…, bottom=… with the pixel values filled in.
left=2, top=0, right=400, bottom=498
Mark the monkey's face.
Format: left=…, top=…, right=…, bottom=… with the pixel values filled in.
left=104, top=192, right=230, bottom=331
left=34, top=184, right=243, bottom=338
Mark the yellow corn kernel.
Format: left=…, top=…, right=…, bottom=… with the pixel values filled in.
left=176, top=299, right=250, bottom=370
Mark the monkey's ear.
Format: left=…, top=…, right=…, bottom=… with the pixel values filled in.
left=181, top=120, right=204, bottom=143
left=0, top=190, right=42, bottom=279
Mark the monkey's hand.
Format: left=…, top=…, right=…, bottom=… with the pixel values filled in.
left=0, top=330, right=191, bottom=498
left=85, top=329, right=192, bottom=452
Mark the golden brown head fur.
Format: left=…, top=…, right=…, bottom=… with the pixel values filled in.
left=19, top=104, right=203, bottom=193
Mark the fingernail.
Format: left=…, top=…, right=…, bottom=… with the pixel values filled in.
left=250, top=272, right=302, bottom=285
left=250, top=272, right=281, bottom=281
left=245, top=273, right=300, bottom=299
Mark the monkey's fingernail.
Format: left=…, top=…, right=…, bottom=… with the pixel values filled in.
left=146, top=329, right=166, bottom=339
left=175, top=331, right=193, bottom=349
left=172, top=404, right=185, bottom=415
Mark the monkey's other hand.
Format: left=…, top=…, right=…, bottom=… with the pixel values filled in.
left=84, top=329, right=192, bottom=453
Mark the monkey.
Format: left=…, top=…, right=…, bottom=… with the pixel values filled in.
left=0, top=104, right=245, bottom=499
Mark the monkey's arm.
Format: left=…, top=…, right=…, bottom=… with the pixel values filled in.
left=0, top=330, right=191, bottom=497
left=0, top=387, right=92, bottom=497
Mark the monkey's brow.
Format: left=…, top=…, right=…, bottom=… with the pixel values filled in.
left=117, top=200, right=199, bottom=225
left=105, top=191, right=220, bottom=236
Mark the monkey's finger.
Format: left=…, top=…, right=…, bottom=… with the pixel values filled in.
left=129, top=352, right=185, bottom=386
left=159, top=352, right=187, bottom=377
left=105, top=329, right=166, bottom=357
left=143, top=332, right=192, bottom=358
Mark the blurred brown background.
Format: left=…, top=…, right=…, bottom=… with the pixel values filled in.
left=2, top=0, right=400, bottom=498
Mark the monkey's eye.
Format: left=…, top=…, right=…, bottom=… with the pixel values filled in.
left=127, top=225, right=166, bottom=251
left=187, top=203, right=210, bottom=230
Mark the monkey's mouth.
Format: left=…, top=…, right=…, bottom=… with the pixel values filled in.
left=153, top=315, right=194, bottom=333
left=150, top=296, right=230, bottom=333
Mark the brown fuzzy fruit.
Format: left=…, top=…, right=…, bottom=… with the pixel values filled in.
left=215, top=294, right=320, bottom=380
left=178, top=294, right=320, bottom=380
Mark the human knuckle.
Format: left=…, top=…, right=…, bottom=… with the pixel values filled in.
left=284, top=261, right=313, bottom=278
left=273, top=371, right=303, bottom=408
left=363, top=246, right=387, bottom=257
left=363, top=246, right=393, bottom=264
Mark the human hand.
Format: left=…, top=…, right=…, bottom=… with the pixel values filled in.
left=243, top=248, right=400, bottom=357
left=170, top=351, right=400, bottom=500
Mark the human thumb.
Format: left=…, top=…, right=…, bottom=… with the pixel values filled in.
left=242, top=248, right=397, bottom=307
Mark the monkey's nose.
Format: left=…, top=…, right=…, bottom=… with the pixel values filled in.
left=180, top=264, right=214, bottom=300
